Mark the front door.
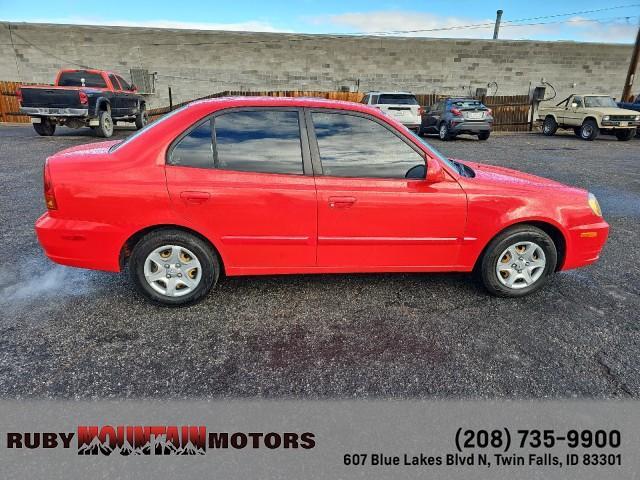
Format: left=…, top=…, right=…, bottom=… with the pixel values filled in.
left=308, top=109, right=467, bottom=269
left=165, top=108, right=317, bottom=273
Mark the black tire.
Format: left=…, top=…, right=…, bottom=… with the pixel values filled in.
left=95, top=109, right=114, bottom=138
left=573, top=127, right=581, bottom=137
left=580, top=119, right=599, bottom=141
left=542, top=116, right=557, bottom=136
left=415, top=126, right=423, bottom=136
left=135, top=104, right=148, bottom=130
left=33, top=118, right=56, bottom=136
left=129, top=229, right=220, bottom=306
left=615, top=129, right=634, bottom=141
left=438, top=122, right=452, bottom=141
left=478, top=131, right=490, bottom=141
left=479, top=225, right=557, bottom=298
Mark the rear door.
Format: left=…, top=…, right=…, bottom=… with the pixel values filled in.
left=424, top=101, right=443, bottom=131
left=116, top=75, right=139, bottom=116
left=308, top=109, right=467, bottom=269
left=165, top=108, right=317, bottom=273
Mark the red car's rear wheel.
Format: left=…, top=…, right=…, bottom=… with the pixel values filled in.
left=129, top=229, right=219, bottom=306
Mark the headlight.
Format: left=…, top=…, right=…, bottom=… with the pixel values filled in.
left=602, top=115, right=610, bottom=121
left=588, top=193, right=602, bottom=217
left=635, top=115, right=640, bottom=121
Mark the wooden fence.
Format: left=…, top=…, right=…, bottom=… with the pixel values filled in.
left=0, top=81, right=37, bottom=123
left=0, top=80, right=532, bottom=131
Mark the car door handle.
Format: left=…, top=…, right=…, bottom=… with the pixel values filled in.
left=180, top=191, right=210, bottom=204
left=328, top=196, right=356, bottom=208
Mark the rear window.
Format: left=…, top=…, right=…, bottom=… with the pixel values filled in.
left=58, top=71, right=107, bottom=88
left=378, top=94, right=418, bottom=105
left=450, top=100, right=485, bottom=109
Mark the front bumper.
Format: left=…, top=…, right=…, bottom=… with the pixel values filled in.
left=561, top=221, right=610, bottom=270
left=21, top=107, right=89, bottom=117
left=35, top=213, right=125, bottom=272
left=601, top=120, right=639, bottom=127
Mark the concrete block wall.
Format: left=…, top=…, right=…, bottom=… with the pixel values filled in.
left=0, top=22, right=634, bottom=109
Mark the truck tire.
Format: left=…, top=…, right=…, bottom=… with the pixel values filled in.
left=134, top=104, right=148, bottom=130
left=615, top=129, right=634, bottom=141
left=33, top=118, right=56, bottom=136
left=542, top=116, right=557, bottom=136
left=95, top=110, right=114, bottom=138
left=580, top=119, right=599, bottom=141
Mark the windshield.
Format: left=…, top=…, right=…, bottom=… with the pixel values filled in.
left=110, top=105, right=189, bottom=152
left=378, top=94, right=418, bottom=105
left=584, top=96, right=617, bottom=108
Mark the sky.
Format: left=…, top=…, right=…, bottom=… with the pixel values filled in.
left=1, top=0, right=639, bottom=43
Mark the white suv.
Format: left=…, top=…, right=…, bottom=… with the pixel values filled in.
left=361, top=92, right=423, bottom=131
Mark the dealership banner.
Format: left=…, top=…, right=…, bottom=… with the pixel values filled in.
left=0, top=400, right=637, bottom=479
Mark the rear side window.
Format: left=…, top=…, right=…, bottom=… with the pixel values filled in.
left=58, top=71, right=107, bottom=88
left=312, top=112, right=424, bottom=179
left=108, top=74, right=121, bottom=90
left=214, top=110, right=303, bottom=175
left=378, top=94, right=418, bottom=105
left=170, top=120, right=214, bottom=168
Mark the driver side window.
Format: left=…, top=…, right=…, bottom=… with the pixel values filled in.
left=311, top=112, right=425, bottom=179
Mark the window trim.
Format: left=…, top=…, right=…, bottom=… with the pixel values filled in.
left=108, top=74, right=121, bottom=91
left=304, top=107, right=427, bottom=180
left=166, top=106, right=312, bottom=176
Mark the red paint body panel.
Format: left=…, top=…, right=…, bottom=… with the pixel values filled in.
left=34, top=97, right=609, bottom=277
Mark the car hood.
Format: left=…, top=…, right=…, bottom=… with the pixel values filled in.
left=458, top=160, right=586, bottom=195
left=587, top=107, right=638, bottom=116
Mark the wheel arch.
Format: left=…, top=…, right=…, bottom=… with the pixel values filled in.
left=119, top=224, right=225, bottom=274
left=95, top=98, right=111, bottom=114
left=473, top=220, right=567, bottom=272
left=582, top=116, right=598, bottom=126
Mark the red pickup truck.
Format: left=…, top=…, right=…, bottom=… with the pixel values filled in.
left=18, top=69, right=148, bottom=137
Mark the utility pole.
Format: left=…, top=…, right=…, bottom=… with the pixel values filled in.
left=493, top=10, right=503, bottom=40
left=622, top=22, right=640, bottom=102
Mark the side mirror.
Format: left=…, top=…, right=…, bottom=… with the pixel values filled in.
left=425, top=157, right=446, bottom=184
left=130, top=84, right=138, bottom=92
left=571, top=102, right=578, bottom=109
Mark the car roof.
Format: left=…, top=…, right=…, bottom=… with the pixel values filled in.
left=365, top=91, right=415, bottom=95
left=189, top=96, right=378, bottom=113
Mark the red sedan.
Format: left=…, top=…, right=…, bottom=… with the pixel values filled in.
left=35, top=97, right=609, bottom=305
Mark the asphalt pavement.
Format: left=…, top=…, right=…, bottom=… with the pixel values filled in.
left=0, top=124, right=638, bottom=399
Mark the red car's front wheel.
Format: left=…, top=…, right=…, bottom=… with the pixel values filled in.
left=479, top=225, right=557, bottom=297
left=129, top=229, right=220, bottom=306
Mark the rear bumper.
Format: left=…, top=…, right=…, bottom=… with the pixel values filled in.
left=35, top=213, right=124, bottom=272
left=561, top=221, right=609, bottom=270
left=450, top=121, right=492, bottom=134
left=21, top=107, right=89, bottom=117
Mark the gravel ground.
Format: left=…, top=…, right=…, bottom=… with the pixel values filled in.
left=0, top=124, right=638, bottom=399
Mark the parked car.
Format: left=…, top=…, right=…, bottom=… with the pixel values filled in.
left=538, top=94, right=640, bottom=141
left=361, top=91, right=422, bottom=131
left=616, top=94, right=640, bottom=112
left=18, top=69, right=148, bottom=138
left=418, top=97, right=493, bottom=141
left=36, top=97, right=608, bottom=305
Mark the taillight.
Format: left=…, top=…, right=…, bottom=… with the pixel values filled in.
left=43, top=161, right=57, bottom=210
left=16, top=87, right=23, bottom=105
left=79, top=91, right=88, bottom=105
left=451, top=107, right=463, bottom=117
